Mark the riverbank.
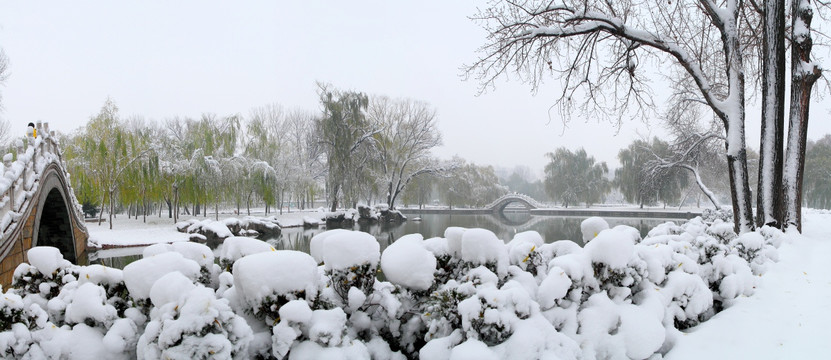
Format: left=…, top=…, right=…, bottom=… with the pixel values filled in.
left=87, top=210, right=327, bottom=249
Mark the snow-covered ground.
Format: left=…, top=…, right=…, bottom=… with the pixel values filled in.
left=668, top=212, right=831, bottom=358
left=88, top=210, right=325, bottom=248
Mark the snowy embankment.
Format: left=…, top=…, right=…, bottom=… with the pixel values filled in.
left=668, top=211, right=831, bottom=359
left=88, top=211, right=325, bottom=248
left=2, top=211, right=828, bottom=358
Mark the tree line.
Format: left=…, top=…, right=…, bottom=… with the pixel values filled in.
left=56, top=85, right=522, bottom=228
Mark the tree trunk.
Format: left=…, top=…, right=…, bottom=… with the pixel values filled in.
left=783, top=0, right=821, bottom=231
left=726, top=148, right=755, bottom=233
left=108, top=189, right=114, bottom=230
left=98, top=193, right=105, bottom=226
left=215, top=202, right=219, bottom=221
left=756, top=0, right=786, bottom=228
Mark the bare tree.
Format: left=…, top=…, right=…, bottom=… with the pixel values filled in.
left=368, top=96, right=444, bottom=209
left=467, top=0, right=758, bottom=232
left=0, top=49, right=8, bottom=109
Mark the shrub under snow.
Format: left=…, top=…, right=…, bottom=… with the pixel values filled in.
left=0, top=213, right=787, bottom=359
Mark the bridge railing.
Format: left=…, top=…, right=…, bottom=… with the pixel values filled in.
left=0, top=121, right=85, bottom=241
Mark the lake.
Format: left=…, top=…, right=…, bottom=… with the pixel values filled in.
left=268, top=212, right=673, bottom=252
left=91, top=212, right=678, bottom=268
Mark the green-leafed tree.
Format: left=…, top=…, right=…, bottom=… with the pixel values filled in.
left=544, top=148, right=610, bottom=208
left=67, top=99, right=151, bottom=229
left=316, top=84, right=380, bottom=211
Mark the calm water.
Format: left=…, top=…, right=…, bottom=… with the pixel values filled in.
left=92, top=212, right=675, bottom=268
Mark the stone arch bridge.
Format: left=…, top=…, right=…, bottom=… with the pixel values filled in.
left=484, top=193, right=548, bottom=213
left=0, top=122, right=88, bottom=285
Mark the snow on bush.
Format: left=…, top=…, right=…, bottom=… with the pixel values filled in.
left=309, top=228, right=351, bottom=264
left=232, top=251, right=318, bottom=324
left=580, top=216, right=609, bottom=243
left=0, top=213, right=788, bottom=359
left=460, top=228, right=508, bottom=277
left=122, top=252, right=201, bottom=303
left=217, top=236, right=275, bottom=271
left=137, top=286, right=252, bottom=359
left=381, top=234, right=436, bottom=291
left=320, top=230, right=380, bottom=301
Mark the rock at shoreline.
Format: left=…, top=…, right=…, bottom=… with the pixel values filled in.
left=176, top=216, right=282, bottom=243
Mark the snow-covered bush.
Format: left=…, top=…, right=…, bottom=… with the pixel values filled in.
left=321, top=231, right=380, bottom=301
left=122, top=251, right=201, bottom=310
left=137, top=286, right=252, bottom=359
left=217, top=236, right=276, bottom=272
left=580, top=217, right=609, bottom=243
left=231, top=251, right=318, bottom=324
left=380, top=234, right=436, bottom=291
left=460, top=229, right=508, bottom=278
left=12, top=247, right=75, bottom=306
left=0, top=211, right=787, bottom=359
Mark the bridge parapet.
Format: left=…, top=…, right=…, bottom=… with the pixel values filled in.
left=0, top=122, right=88, bottom=285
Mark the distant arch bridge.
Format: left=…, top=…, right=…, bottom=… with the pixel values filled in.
left=0, top=122, right=88, bottom=285
left=485, top=193, right=548, bottom=213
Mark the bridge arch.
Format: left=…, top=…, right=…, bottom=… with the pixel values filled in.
left=32, top=166, right=79, bottom=263
left=0, top=128, right=88, bottom=285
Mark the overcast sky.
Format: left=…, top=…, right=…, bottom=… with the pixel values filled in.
left=1, top=1, right=830, bottom=174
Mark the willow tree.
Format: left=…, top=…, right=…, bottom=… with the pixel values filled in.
left=79, top=99, right=150, bottom=229
left=316, top=84, right=381, bottom=211
left=467, top=0, right=757, bottom=231
left=545, top=148, right=609, bottom=208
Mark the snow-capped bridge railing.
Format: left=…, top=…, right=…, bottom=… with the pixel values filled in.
left=0, top=122, right=86, bottom=241
left=484, top=193, right=548, bottom=211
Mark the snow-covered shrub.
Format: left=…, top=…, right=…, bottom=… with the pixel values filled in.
left=506, top=231, right=545, bottom=276
left=580, top=217, right=609, bottom=243
left=309, top=229, right=351, bottom=264
left=322, top=231, right=380, bottom=301
left=381, top=234, right=436, bottom=292
left=76, top=265, right=132, bottom=317
left=577, top=292, right=665, bottom=360
left=137, top=286, right=252, bottom=359
left=705, top=219, right=738, bottom=244
left=217, top=236, right=275, bottom=272
left=659, top=270, right=713, bottom=329
left=584, top=227, right=647, bottom=301
left=144, top=242, right=220, bottom=287
left=460, top=229, right=508, bottom=278
left=701, top=207, right=733, bottom=223
left=0, top=291, right=27, bottom=331
left=12, top=247, right=75, bottom=306
left=56, top=282, right=119, bottom=328
left=424, top=236, right=463, bottom=286
left=122, top=251, right=201, bottom=310
left=232, top=251, right=318, bottom=325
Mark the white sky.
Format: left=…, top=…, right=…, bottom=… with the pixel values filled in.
left=1, top=1, right=830, bottom=173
